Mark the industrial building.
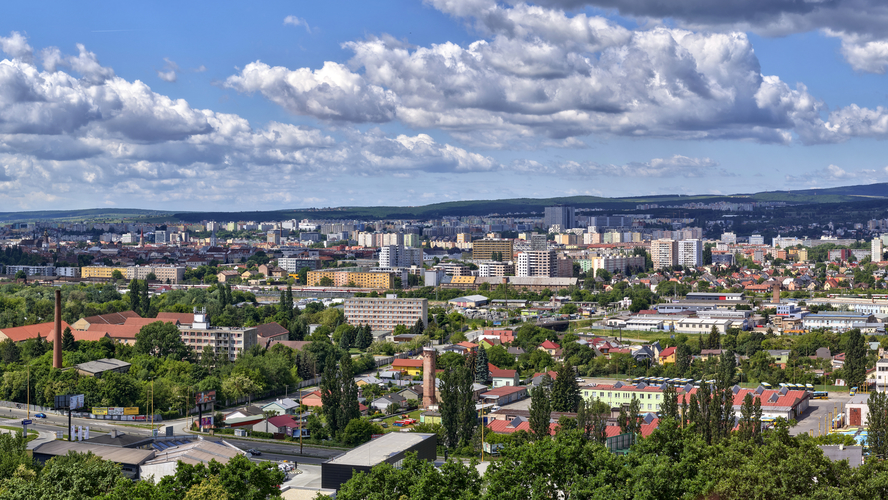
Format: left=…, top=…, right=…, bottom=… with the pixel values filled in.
left=321, top=433, right=437, bottom=490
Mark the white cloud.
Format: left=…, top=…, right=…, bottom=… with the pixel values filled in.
left=157, top=57, right=179, bottom=82
left=223, top=60, right=398, bottom=123
left=284, top=15, right=313, bottom=34
left=510, top=154, right=722, bottom=177
left=0, top=32, right=33, bottom=62
left=0, top=34, right=501, bottom=209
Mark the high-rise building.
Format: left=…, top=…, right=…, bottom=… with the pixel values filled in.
left=651, top=239, right=678, bottom=270
left=677, top=239, right=702, bottom=268
left=516, top=250, right=556, bottom=277
left=873, top=237, right=884, bottom=263
left=379, top=246, right=423, bottom=268
left=179, top=310, right=257, bottom=361
left=472, top=239, right=514, bottom=261
left=544, top=206, right=575, bottom=230
left=343, top=297, right=428, bottom=331
left=154, top=230, right=167, bottom=245
left=530, top=234, right=548, bottom=251
left=267, top=230, right=280, bottom=246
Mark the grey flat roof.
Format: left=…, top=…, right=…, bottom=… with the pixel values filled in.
left=75, top=358, right=131, bottom=374
left=326, top=433, right=435, bottom=467
left=34, top=440, right=155, bottom=464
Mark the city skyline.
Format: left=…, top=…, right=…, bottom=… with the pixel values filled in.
left=3, top=1, right=888, bottom=211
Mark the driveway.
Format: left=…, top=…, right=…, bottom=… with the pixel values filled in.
left=791, top=392, right=852, bottom=437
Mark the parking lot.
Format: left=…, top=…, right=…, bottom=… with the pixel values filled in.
left=791, top=392, right=852, bottom=437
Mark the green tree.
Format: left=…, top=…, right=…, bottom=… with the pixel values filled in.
left=438, top=363, right=474, bottom=448
left=111, top=269, right=124, bottom=280
left=133, top=321, right=190, bottom=359
left=550, top=361, right=581, bottom=412
left=319, top=276, right=334, bottom=286
left=475, top=347, right=490, bottom=383
left=868, top=389, right=888, bottom=459
left=845, top=328, right=867, bottom=389
left=708, top=326, right=721, bottom=350
left=660, top=384, right=679, bottom=422
left=340, top=418, right=384, bottom=446
left=61, top=327, right=76, bottom=351
left=221, top=373, right=260, bottom=403
left=128, top=279, right=141, bottom=316
left=529, top=383, right=551, bottom=440
left=320, top=354, right=343, bottom=435
left=618, top=397, right=642, bottom=435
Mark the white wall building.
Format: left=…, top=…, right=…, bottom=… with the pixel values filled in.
left=516, top=250, right=556, bottom=277
left=379, top=246, right=423, bottom=268
left=874, top=237, right=884, bottom=262
left=678, top=239, right=702, bottom=268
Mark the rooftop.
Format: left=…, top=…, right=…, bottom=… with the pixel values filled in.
left=326, top=433, right=436, bottom=467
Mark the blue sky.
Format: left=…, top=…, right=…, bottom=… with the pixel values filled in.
left=2, top=0, right=888, bottom=211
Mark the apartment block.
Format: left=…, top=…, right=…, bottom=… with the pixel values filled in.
left=379, top=246, right=423, bottom=268
left=343, top=297, right=428, bottom=331
left=516, top=250, right=556, bottom=277
left=874, top=237, right=884, bottom=262
left=126, top=266, right=186, bottom=284
left=81, top=266, right=129, bottom=279
left=6, top=265, right=56, bottom=277
left=278, top=257, right=320, bottom=272
left=178, top=310, right=257, bottom=361
left=677, top=239, right=702, bottom=268
left=650, top=239, right=678, bottom=270
left=472, top=239, right=514, bottom=261
left=478, top=262, right=515, bottom=277
left=544, top=206, right=575, bottom=230
left=307, top=270, right=394, bottom=288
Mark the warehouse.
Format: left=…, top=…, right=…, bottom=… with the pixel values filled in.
left=321, top=433, right=436, bottom=490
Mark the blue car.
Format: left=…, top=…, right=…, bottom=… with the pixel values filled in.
left=34, top=413, right=46, bottom=418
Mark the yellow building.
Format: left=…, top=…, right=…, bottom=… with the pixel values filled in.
left=472, top=239, right=513, bottom=261
left=81, top=266, right=128, bottom=279
left=307, top=270, right=394, bottom=288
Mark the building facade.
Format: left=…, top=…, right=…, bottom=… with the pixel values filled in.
left=472, top=239, right=514, bottom=261
left=343, top=297, right=428, bottom=331
left=677, top=239, right=702, bottom=268
left=544, top=206, right=575, bottom=231
left=651, top=239, right=678, bottom=270
left=516, top=250, right=556, bottom=277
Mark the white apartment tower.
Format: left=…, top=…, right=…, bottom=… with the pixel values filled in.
left=379, top=246, right=423, bottom=268
left=874, top=237, right=884, bottom=263
left=651, top=239, right=678, bottom=270
left=677, top=239, right=702, bottom=268
left=516, top=250, right=556, bottom=277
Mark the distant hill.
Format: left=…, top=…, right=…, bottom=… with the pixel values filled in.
left=3, top=182, right=888, bottom=223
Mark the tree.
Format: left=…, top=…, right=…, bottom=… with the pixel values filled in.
left=13, top=270, right=26, bottom=281
left=128, top=279, right=141, bottom=316
left=475, top=347, right=490, bottom=383
left=145, top=272, right=157, bottom=281
left=61, top=327, right=76, bottom=351
left=618, top=397, right=642, bottom=435
left=221, top=373, right=260, bottom=403
left=341, top=418, right=384, bottom=446
left=410, top=318, right=425, bottom=336
left=845, top=328, right=867, bottom=390
left=869, top=390, right=888, bottom=459
left=438, top=363, right=474, bottom=448
left=320, top=354, right=343, bottom=434
left=0, top=339, right=20, bottom=364
left=738, top=393, right=763, bottom=444
left=660, top=384, right=679, bottom=422
left=111, top=269, right=124, bottom=280
left=319, top=276, right=334, bottom=286
left=529, top=383, right=551, bottom=440
left=134, top=321, right=190, bottom=359
left=708, top=326, right=721, bottom=350
left=550, top=361, right=581, bottom=412
left=335, top=452, right=483, bottom=500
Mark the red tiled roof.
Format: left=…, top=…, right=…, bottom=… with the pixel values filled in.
left=659, top=347, right=677, bottom=358
left=72, top=331, right=111, bottom=342
left=123, top=317, right=178, bottom=328
left=87, top=324, right=142, bottom=340
left=256, top=321, right=289, bottom=338
left=392, top=359, right=424, bottom=368
left=678, top=388, right=807, bottom=409
left=80, top=310, right=141, bottom=327
left=487, top=419, right=557, bottom=436
left=0, top=321, right=71, bottom=342
left=490, top=368, right=517, bottom=378
left=481, top=386, right=527, bottom=397
left=540, top=340, right=561, bottom=350
left=155, top=312, right=196, bottom=324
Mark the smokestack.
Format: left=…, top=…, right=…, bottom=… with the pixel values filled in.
left=53, top=289, right=62, bottom=369
left=422, top=346, right=437, bottom=409
left=772, top=284, right=780, bottom=305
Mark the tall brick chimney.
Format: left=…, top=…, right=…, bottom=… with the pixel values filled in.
left=772, top=283, right=780, bottom=305
left=422, top=346, right=437, bottom=408
left=53, top=289, right=62, bottom=369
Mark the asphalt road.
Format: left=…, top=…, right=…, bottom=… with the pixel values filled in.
left=791, top=393, right=852, bottom=437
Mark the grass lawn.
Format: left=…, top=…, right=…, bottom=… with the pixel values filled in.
left=0, top=426, right=38, bottom=442
left=379, top=410, right=423, bottom=432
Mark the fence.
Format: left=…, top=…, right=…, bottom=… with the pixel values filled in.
left=0, top=400, right=162, bottom=422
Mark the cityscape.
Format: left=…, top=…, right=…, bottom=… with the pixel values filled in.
left=6, top=0, right=888, bottom=498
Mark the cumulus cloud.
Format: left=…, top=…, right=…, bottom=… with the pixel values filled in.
left=228, top=4, right=888, bottom=146
left=283, top=15, right=313, bottom=33
left=224, top=61, right=398, bottom=122
left=0, top=34, right=499, bottom=209
left=157, top=58, right=179, bottom=82
left=510, top=154, right=722, bottom=177
left=495, top=0, right=888, bottom=73
left=785, top=163, right=885, bottom=186
left=0, top=32, right=33, bottom=62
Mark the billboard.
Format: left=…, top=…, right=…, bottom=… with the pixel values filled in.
left=123, top=407, right=139, bottom=415
left=199, top=416, right=214, bottom=428
left=195, top=390, right=216, bottom=405
left=55, top=394, right=85, bottom=410
left=92, top=407, right=108, bottom=415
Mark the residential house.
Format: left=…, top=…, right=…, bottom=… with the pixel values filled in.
left=490, top=368, right=519, bottom=388
left=479, top=386, right=528, bottom=405
left=371, top=393, right=407, bottom=413
left=299, top=390, right=323, bottom=408
left=538, top=340, right=561, bottom=356
left=391, top=358, right=424, bottom=376
left=658, top=347, right=677, bottom=365
left=256, top=322, right=289, bottom=344
left=397, top=385, right=423, bottom=402
left=261, top=398, right=300, bottom=416
left=253, top=415, right=300, bottom=435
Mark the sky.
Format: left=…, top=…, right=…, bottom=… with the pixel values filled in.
left=3, top=0, right=888, bottom=212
